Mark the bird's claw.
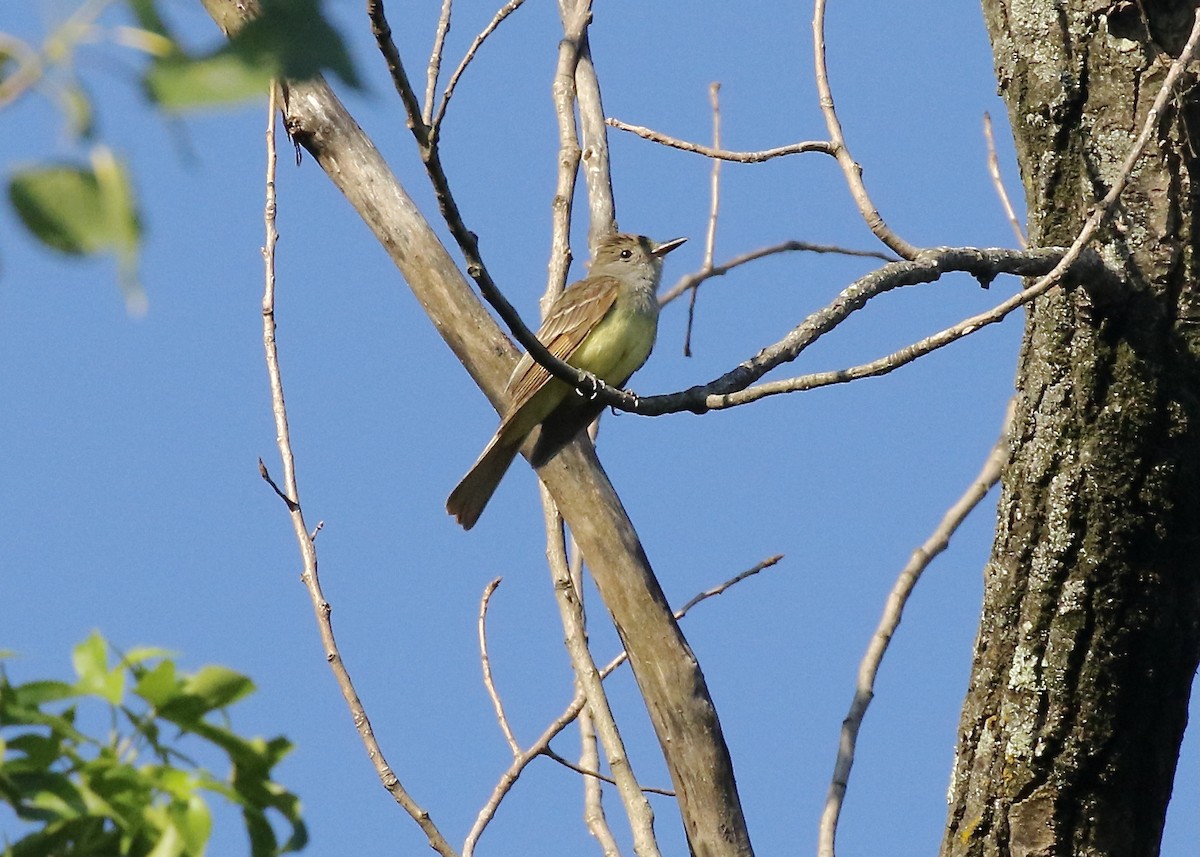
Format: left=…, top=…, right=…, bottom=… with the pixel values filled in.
left=575, top=374, right=602, bottom=400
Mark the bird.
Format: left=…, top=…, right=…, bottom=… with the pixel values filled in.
left=446, top=232, right=687, bottom=529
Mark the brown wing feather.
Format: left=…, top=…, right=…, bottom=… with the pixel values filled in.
left=503, top=275, right=621, bottom=416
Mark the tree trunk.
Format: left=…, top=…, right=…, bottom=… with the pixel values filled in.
left=943, top=2, right=1200, bottom=855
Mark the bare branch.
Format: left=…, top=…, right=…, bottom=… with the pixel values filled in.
left=368, top=0, right=611, bottom=407
left=424, top=0, right=453, bottom=126
left=811, top=0, right=919, bottom=258
left=660, top=240, right=897, bottom=306
left=818, top=401, right=1013, bottom=857
left=573, top=33, right=616, bottom=250
left=607, top=117, right=836, bottom=162
left=578, top=705, right=620, bottom=855
left=479, top=578, right=520, bottom=757
left=723, top=17, right=1200, bottom=412
left=543, top=747, right=676, bottom=797
left=368, top=0, right=430, bottom=146
left=466, top=697, right=585, bottom=855
left=469, top=553, right=781, bottom=854
left=258, top=87, right=456, bottom=857
left=544, top=496, right=661, bottom=857
left=702, top=83, right=722, bottom=273
left=675, top=555, right=784, bottom=616
left=430, top=0, right=529, bottom=134
left=545, top=0, right=593, bottom=306
left=631, top=246, right=1078, bottom=416
left=204, top=4, right=756, bottom=852
left=983, top=112, right=1027, bottom=247
left=684, top=82, right=724, bottom=357
left=563, top=424, right=621, bottom=853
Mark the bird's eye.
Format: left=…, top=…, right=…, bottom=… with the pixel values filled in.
left=619, top=249, right=633, bottom=260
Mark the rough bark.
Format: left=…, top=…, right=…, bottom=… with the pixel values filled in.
left=943, top=2, right=1200, bottom=855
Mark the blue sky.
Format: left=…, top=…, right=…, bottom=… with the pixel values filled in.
left=3, top=1, right=1196, bottom=855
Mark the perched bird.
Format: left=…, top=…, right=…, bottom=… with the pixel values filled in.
left=447, top=232, right=687, bottom=529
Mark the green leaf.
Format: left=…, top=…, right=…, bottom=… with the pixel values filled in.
left=56, top=82, right=95, bottom=140
left=230, top=0, right=362, bottom=89
left=3, top=706, right=90, bottom=748
left=181, top=666, right=254, bottom=713
left=9, top=152, right=138, bottom=258
left=10, top=680, right=77, bottom=708
left=122, top=647, right=176, bottom=668
left=144, top=52, right=275, bottom=111
left=146, top=822, right=187, bottom=857
left=127, top=0, right=173, bottom=38
left=175, top=793, right=212, bottom=854
left=71, top=632, right=124, bottom=705
left=5, top=733, right=70, bottom=772
left=3, top=638, right=304, bottom=857
left=8, top=148, right=146, bottom=313
left=134, top=660, right=181, bottom=709
left=18, top=771, right=88, bottom=821
left=10, top=165, right=107, bottom=256
left=143, top=0, right=361, bottom=112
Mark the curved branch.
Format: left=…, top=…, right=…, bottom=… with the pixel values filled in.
left=607, top=117, right=836, bottom=162
left=430, top=0, right=529, bottom=134
left=660, top=240, right=896, bottom=306
left=631, top=246, right=1082, bottom=415
left=368, top=0, right=611, bottom=408
left=812, top=0, right=919, bottom=258
left=256, top=86, right=455, bottom=857
left=544, top=499, right=661, bottom=857
left=818, top=402, right=1012, bottom=857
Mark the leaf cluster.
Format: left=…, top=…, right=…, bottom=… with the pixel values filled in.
left=0, top=632, right=306, bottom=857
left=0, top=0, right=360, bottom=309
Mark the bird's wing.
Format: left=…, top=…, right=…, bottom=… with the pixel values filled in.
left=503, top=275, right=621, bottom=416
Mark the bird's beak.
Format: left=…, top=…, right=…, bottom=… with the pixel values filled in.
left=652, top=237, right=688, bottom=257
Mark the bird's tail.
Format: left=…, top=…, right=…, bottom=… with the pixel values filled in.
left=446, top=436, right=522, bottom=530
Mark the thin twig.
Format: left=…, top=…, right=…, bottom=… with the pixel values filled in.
left=722, top=12, right=1200, bottom=411
left=467, top=553, right=784, bottom=850
left=368, top=0, right=430, bottom=145
left=660, top=240, right=897, bottom=306
left=465, top=690, right=584, bottom=854
left=684, top=83, right=723, bottom=357
left=675, top=555, right=783, bottom=616
left=0, top=0, right=114, bottom=108
left=578, top=688, right=619, bottom=855
left=607, top=117, right=836, bottom=162
left=571, top=22, right=616, bottom=250
left=812, top=0, right=919, bottom=258
left=424, top=0, right=453, bottom=126
left=632, top=246, right=1077, bottom=416
left=430, top=0, right=529, bottom=135
left=983, top=113, right=1027, bottom=247
left=545, top=0, right=594, bottom=307
left=818, top=20, right=1200, bottom=856
left=543, top=747, right=676, bottom=797
left=818, top=401, right=1013, bottom=857
left=560, top=424, right=621, bottom=853
left=479, top=578, right=520, bottom=756
left=258, top=86, right=455, bottom=857
left=257, top=458, right=297, bottom=510
left=703, top=85, right=721, bottom=271
left=369, top=0, right=608, bottom=407
left=543, top=495, right=661, bottom=857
